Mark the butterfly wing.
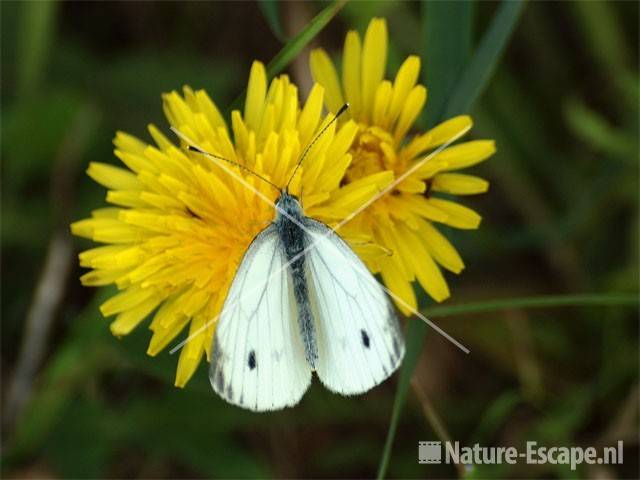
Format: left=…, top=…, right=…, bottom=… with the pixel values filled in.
left=304, top=219, right=405, bottom=395
left=209, top=225, right=312, bottom=411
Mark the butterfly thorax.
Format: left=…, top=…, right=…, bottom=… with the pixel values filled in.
left=274, top=192, right=319, bottom=368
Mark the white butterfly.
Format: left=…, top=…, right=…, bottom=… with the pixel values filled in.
left=175, top=105, right=405, bottom=412
left=209, top=191, right=405, bottom=411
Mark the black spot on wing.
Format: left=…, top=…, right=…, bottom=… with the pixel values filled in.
left=248, top=350, right=256, bottom=370
left=216, top=369, right=225, bottom=393
left=226, top=384, right=234, bottom=401
left=210, top=339, right=229, bottom=398
left=392, top=337, right=401, bottom=358
left=361, top=329, right=370, bottom=348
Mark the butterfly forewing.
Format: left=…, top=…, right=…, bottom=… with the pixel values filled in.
left=209, top=226, right=312, bottom=411
left=304, top=220, right=405, bottom=395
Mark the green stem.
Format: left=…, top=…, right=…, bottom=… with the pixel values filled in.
left=423, top=293, right=638, bottom=318
left=377, top=320, right=427, bottom=479
left=412, top=380, right=465, bottom=478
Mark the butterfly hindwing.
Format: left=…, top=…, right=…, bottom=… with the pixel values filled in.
left=209, top=225, right=312, bottom=411
left=304, top=219, right=405, bottom=395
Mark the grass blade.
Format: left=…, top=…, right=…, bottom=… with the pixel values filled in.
left=258, top=0, right=286, bottom=42
left=422, top=1, right=474, bottom=128
left=265, top=0, right=346, bottom=79
left=17, top=0, right=57, bottom=99
left=423, top=293, right=638, bottom=318
left=228, top=0, right=346, bottom=112
left=443, top=0, right=526, bottom=118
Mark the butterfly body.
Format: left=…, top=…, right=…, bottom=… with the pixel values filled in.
left=274, top=192, right=318, bottom=368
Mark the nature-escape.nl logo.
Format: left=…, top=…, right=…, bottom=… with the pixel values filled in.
left=418, top=440, right=624, bottom=471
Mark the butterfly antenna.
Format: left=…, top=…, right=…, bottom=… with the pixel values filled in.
left=285, top=103, right=349, bottom=190
left=171, top=126, right=281, bottom=192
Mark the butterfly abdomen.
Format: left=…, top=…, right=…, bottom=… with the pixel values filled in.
left=275, top=192, right=319, bottom=368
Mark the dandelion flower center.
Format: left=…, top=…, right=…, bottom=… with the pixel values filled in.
left=345, top=126, right=397, bottom=183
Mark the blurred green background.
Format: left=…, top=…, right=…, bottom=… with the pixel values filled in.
left=1, top=1, right=638, bottom=478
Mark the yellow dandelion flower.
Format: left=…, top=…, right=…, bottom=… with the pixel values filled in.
left=310, top=17, right=496, bottom=313
left=71, top=61, right=391, bottom=387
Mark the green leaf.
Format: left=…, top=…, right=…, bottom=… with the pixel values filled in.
left=258, top=0, right=286, bottom=42
left=443, top=0, right=526, bottom=119
left=422, top=1, right=474, bottom=127
left=228, top=0, right=347, bottom=113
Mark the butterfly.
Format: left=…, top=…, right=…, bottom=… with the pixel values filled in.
left=175, top=104, right=405, bottom=411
